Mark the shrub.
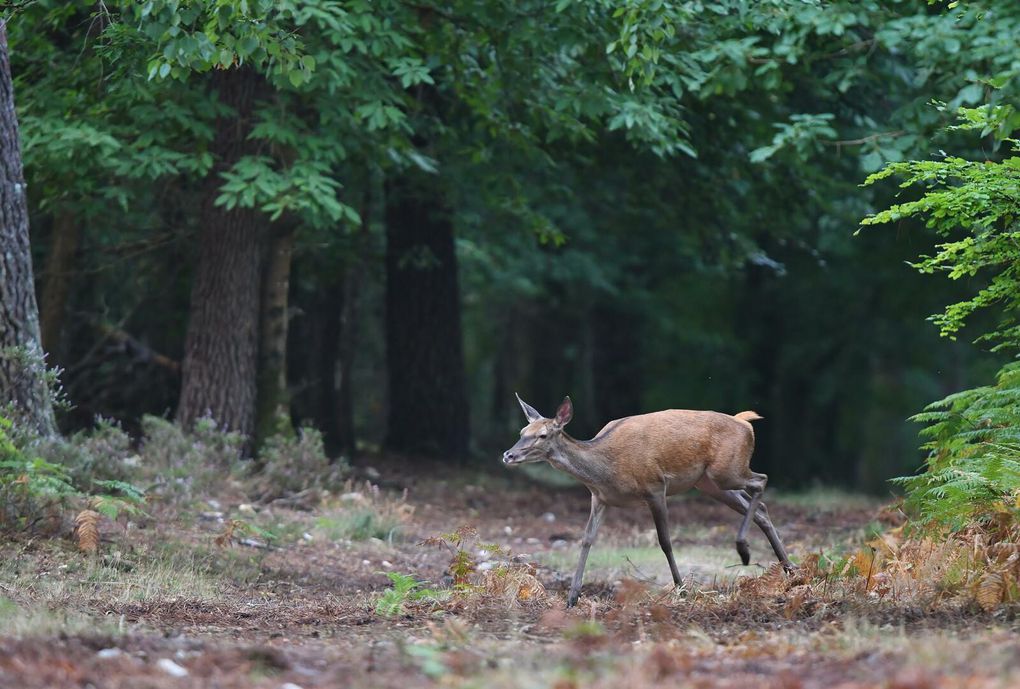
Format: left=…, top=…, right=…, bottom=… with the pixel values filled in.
left=33, top=418, right=135, bottom=491
left=0, top=416, right=77, bottom=534
left=0, top=416, right=144, bottom=538
left=254, top=426, right=345, bottom=498
left=864, top=101, right=1020, bottom=533
left=896, top=363, right=1020, bottom=529
left=137, top=415, right=245, bottom=499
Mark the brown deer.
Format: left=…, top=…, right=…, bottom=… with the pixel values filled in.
left=503, top=394, right=794, bottom=607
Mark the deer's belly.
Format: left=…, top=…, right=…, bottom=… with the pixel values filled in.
left=588, top=485, right=645, bottom=507
left=664, top=467, right=705, bottom=496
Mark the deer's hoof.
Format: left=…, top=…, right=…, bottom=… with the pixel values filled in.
left=736, top=540, right=750, bottom=566
left=566, top=594, right=579, bottom=608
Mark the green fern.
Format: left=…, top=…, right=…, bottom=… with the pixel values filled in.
left=895, top=363, right=1020, bottom=529
left=374, top=572, right=447, bottom=617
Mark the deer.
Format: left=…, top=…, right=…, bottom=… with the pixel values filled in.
left=502, top=394, right=794, bottom=607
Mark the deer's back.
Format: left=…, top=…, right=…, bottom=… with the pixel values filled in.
left=590, top=410, right=753, bottom=495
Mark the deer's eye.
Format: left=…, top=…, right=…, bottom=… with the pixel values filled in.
left=538, top=433, right=547, bottom=439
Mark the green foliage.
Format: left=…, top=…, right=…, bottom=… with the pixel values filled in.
left=893, top=363, right=1020, bottom=529
left=862, top=106, right=1020, bottom=351
left=374, top=572, right=445, bottom=617
left=10, top=0, right=1020, bottom=491
left=255, top=426, right=343, bottom=498
left=866, top=100, right=1020, bottom=528
left=314, top=509, right=399, bottom=542
left=0, top=417, right=78, bottom=530
left=34, top=419, right=135, bottom=490
left=420, top=526, right=509, bottom=588
left=313, top=483, right=409, bottom=542
left=0, top=416, right=146, bottom=533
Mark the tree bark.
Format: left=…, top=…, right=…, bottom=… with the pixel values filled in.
left=39, top=210, right=80, bottom=354
left=384, top=175, right=469, bottom=460
left=176, top=69, right=267, bottom=442
left=254, top=225, right=295, bottom=450
left=0, top=22, right=57, bottom=436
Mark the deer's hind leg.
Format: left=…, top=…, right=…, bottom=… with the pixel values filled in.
left=695, top=475, right=793, bottom=570
left=734, top=471, right=767, bottom=565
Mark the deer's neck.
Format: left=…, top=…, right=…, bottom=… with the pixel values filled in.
left=548, top=435, right=613, bottom=488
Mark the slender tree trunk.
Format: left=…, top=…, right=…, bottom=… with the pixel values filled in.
left=176, top=69, right=267, bottom=441
left=334, top=232, right=367, bottom=460
left=39, top=210, right=80, bottom=353
left=0, top=22, right=56, bottom=436
left=255, top=225, right=295, bottom=450
left=384, top=175, right=469, bottom=460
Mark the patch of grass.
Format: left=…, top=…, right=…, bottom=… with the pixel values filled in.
left=149, top=539, right=267, bottom=585
left=535, top=543, right=748, bottom=584
left=770, top=487, right=882, bottom=511
left=315, top=509, right=403, bottom=542
left=0, top=539, right=262, bottom=614
left=314, top=485, right=413, bottom=542
left=0, top=595, right=121, bottom=638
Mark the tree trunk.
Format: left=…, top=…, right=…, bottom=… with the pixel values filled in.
left=384, top=176, right=469, bottom=460
left=254, top=225, right=295, bottom=450
left=176, top=69, right=266, bottom=442
left=333, top=231, right=367, bottom=461
left=39, top=210, right=80, bottom=354
left=0, top=22, right=57, bottom=436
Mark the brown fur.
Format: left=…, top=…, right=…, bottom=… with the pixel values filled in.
left=575, top=409, right=761, bottom=502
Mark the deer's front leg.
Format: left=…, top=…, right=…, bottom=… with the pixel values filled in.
left=567, top=494, right=606, bottom=608
left=648, top=491, right=682, bottom=585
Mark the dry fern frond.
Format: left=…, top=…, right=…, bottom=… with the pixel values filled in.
left=214, top=519, right=240, bottom=547
left=852, top=548, right=875, bottom=580
left=74, top=510, right=100, bottom=554
left=737, top=562, right=788, bottom=598
left=782, top=585, right=812, bottom=619
left=867, top=526, right=902, bottom=559
left=975, top=572, right=1005, bottom=612
left=482, top=567, right=546, bottom=606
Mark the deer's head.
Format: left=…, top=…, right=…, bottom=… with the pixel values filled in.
left=502, top=394, right=573, bottom=466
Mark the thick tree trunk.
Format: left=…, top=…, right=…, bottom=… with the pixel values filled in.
left=176, top=69, right=266, bottom=441
left=39, top=210, right=80, bottom=353
left=384, top=176, right=469, bottom=460
left=0, top=22, right=56, bottom=436
left=254, top=225, right=295, bottom=450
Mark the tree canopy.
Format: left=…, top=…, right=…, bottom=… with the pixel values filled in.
left=2, top=0, right=1018, bottom=492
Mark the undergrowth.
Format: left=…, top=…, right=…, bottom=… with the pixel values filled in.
left=897, top=362, right=1020, bottom=530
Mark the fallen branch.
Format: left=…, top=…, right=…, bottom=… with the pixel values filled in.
left=96, top=323, right=181, bottom=374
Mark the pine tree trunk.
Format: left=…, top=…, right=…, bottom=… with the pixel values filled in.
left=176, top=69, right=266, bottom=442
left=384, top=176, right=469, bottom=460
left=0, top=22, right=56, bottom=436
left=254, top=225, right=294, bottom=450
left=39, top=210, right=79, bottom=353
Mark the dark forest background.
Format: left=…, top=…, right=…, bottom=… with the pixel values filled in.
left=9, top=0, right=1019, bottom=491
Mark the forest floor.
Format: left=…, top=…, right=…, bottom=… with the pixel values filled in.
left=1, top=456, right=1017, bottom=689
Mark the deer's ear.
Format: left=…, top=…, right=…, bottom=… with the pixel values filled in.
left=553, top=396, right=573, bottom=427
left=516, top=393, right=542, bottom=423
